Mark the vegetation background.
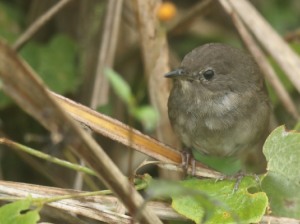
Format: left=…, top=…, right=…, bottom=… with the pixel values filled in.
left=0, top=0, right=300, bottom=223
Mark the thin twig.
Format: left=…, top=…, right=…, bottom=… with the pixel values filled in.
left=219, top=0, right=299, bottom=120
left=12, top=0, right=73, bottom=51
left=0, top=138, right=96, bottom=176
left=227, top=0, right=300, bottom=94
left=0, top=131, right=69, bottom=188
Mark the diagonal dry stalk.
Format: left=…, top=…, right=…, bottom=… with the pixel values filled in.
left=227, top=0, right=300, bottom=95
left=12, top=0, right=73, bottom=51
left=0, top=39, right=162, bottom=224
left=219, top=0, right=299, bottom=120
left=52, top=91, right=220, bottom=179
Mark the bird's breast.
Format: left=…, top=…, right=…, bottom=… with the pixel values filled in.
left=167, top=86, right=270, bottom=158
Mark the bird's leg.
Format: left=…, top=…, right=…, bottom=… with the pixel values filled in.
left=180, top=148, right=196, bottom=179
left=215, top=170, right=261, bottom=193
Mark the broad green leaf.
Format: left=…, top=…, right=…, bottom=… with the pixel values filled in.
left=172, top=177, right=267, bottom=224
left=0, top=200, right=40, bottom=224
left=104, top=68, right=135, bottom=106
left=262, top=125, right=300, bottom=219
left=147, top=179, right=216, bottom=223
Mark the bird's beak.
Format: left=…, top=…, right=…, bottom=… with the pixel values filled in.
left=164, top=69, right=193, bottom=81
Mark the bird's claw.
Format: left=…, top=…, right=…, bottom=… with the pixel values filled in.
left=215, top=170, right=261, bottom=193
left=180, top=148, right=196, bottom=179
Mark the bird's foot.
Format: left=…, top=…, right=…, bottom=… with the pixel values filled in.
left=180, top=148, right=196, bottom=179
left=215, top=170, right=261, bottom=193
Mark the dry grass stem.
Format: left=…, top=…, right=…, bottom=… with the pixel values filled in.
left=133, top=0, right=181, bottom=150
left=12, top=0, right=73, bottom=50
left=0, top=39, right=162, bottom=224
left=91, top=0, right=124, bottom=108
left=228, top=0, right=300, bottom=94
left=219, top=0, right=299, bottom=120
left=1, top=181, right=299, bottom=223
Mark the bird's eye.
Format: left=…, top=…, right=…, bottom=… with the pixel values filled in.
left=203, top=70, right=214, bottom=80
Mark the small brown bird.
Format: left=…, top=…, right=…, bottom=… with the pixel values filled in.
left=165, top=43, right=271, bottom=179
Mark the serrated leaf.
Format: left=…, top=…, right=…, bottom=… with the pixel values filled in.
left=104, top=67, right=135, bottom=106
left=262, top=125, right=300, bottom=218
left=172, top=177, right=267, bottom=224
left=0, top=200, right=40, bottom=224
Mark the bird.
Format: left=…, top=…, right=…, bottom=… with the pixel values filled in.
left=165, top=43, right=271, bottom=185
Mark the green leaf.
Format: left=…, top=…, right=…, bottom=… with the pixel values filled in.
left=262, top=125, right=300, bottom=219
left=104, top=68, right=135, bottom=106
left=0, top=200, right=40, bottom=224
left=172, top=177, right=268, bottom=224
left=147, top=180, right=216, bottom=223
left=130, top=106, right=158, bottom=132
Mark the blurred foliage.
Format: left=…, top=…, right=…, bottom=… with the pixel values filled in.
left=104, top=68, right=158, bottom=132
left=0, top=2, right=78, bottom=109
left=258, top=0, right=300, bottom=34
left=0, top=0, right=300, bottom=222
left=0, top=33, right=78, bottom=108
left=19, top=35, right=79, bottom=93
left=0, top=2, right=22, bottom=44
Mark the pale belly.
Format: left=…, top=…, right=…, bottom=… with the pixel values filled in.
left=171, top=106, right=269, bottom=158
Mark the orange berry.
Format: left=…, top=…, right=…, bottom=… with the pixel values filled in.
left=157, top=2, right=177, bottom=21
